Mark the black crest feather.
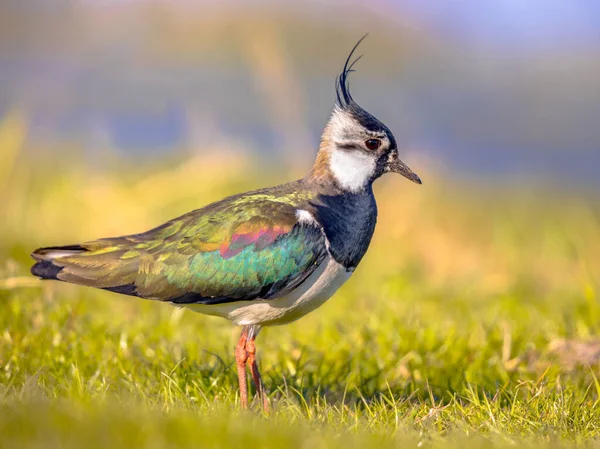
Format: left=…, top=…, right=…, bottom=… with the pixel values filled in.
left=336, top=34, right=368, bottom=108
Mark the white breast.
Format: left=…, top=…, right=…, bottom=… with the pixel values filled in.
left=185, top=256, right=351, bottom=326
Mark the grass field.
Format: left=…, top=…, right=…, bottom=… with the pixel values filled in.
left=1, top=112, right=600, bottom=448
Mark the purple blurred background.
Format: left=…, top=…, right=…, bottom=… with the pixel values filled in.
left=1, top=0, right=599, bottom=185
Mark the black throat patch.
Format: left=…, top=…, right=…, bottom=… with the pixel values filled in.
left=310, top=188, right=378, bottom=269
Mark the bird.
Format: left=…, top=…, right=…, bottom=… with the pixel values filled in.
left=30, top=36, right=421, bottom=410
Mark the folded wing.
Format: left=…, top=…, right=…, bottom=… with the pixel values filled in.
left=31, top=195, right=327, bottom=305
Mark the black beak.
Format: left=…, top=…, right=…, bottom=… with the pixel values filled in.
left=389, top=158, right=422, bottom=184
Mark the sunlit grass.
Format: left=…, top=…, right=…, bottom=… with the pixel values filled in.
left=1, top=112, right=600, bottom=447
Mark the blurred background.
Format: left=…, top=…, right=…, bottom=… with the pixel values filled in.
left=0, top=0, right=599, bottom=328
left=2, top=2, right=600, bottom=428
left=1, top=0, right=600, bottom=182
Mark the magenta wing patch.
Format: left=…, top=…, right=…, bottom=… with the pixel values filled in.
left=219, top=223, right=291, bottom=259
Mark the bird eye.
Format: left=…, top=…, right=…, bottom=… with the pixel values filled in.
left=365, top=139, right=381, bottom=150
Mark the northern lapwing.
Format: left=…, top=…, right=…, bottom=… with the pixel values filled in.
left=30, top=36, right=422, bottom=410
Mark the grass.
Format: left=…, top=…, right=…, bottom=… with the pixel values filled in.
left=1, top=112, right=600, bottom=447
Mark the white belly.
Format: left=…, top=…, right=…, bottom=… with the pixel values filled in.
left=184, top=256, right=351, bottom=326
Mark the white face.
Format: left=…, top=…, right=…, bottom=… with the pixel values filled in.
left=325, top=107, right=389, bottom=192
left=328, top=149, right=376, bottom=192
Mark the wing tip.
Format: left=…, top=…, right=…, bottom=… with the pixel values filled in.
left=30, top=260, right=63, bottom=280
left=30, top=244, right=88, bottom=279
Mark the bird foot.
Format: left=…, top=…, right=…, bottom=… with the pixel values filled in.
left=235, top=326, right=269, bottom=412
left=246, top=337, right=270, bottom=413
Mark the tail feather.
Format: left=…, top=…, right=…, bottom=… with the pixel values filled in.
left=31, top=245, right=88, bottom=279
left=30, top=242, right=139, bottom=291
left=31, top=244, right=87, bottom=261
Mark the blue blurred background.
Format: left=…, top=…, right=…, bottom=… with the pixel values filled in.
left=1, top=0, right=599, bottom=185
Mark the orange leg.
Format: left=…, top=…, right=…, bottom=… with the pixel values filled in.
left=246, top=335, right=269, bottom=412
left=235, top=327, right=249, bottom=408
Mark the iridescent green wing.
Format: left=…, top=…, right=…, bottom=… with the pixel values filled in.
left=33, top=191, right=327, bottom=304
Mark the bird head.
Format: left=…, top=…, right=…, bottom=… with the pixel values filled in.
left=312, top=36, right=422, bottom=193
